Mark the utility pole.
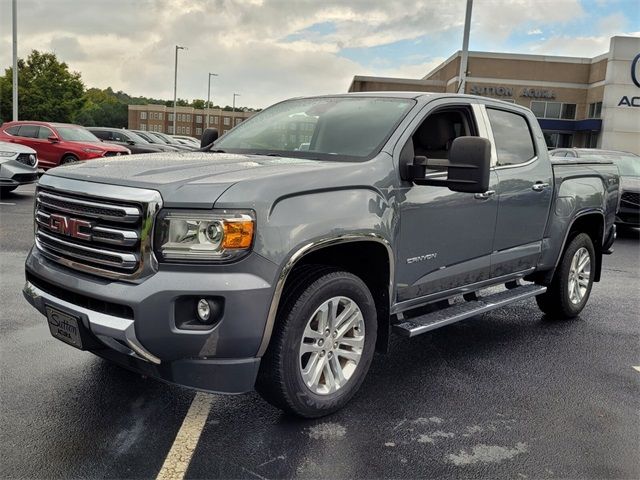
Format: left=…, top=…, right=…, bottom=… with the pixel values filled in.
left=172, top=45, right=186, bottom=135
left=206, top=73, right=218, bottom=129
left=458, top=0, right=473, bottom=94
left=232, top=93, right=240, bottom=125
left=12, top=0, right=18, bottom=121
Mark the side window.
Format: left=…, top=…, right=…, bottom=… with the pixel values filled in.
left=38, top=127, right=53, bottom=139
left=112, top=131, right=127, bottom=142
left=487, top=109, right=535, bottom=166
left=5, top=126, right=20, bottom=135
left=92, top=130, right=110, bottom=140
left=17, top=125, right=39, bottom=138
left=412, top=109, right=475, bottom=164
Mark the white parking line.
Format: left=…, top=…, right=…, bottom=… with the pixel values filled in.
left=0, top=202, right=16, bottom=206
left=156, top=392, right=214, bottom=480
left=633, top=366, right=640, bottom=373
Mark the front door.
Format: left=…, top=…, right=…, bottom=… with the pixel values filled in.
left=394, top=101, right=499, bottom=308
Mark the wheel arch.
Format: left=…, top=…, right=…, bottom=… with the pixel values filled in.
left=256, top=234, right=394, bottom=357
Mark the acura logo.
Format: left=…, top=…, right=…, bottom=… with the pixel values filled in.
left=48, top=213, right=92, bottom=241
left=632, top=53, right=640, bottom=88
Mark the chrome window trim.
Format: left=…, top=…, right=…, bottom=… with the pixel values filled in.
left=256, top=233, right=394, bottom=357
left=36, top=176, right=163, bottom=281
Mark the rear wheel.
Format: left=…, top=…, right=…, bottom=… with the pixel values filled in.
left=536, top=233, right=595, bottom=318
left=256, top=267, right=377, bottom=418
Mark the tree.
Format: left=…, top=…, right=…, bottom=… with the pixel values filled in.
left=191, top=99, right=206, bottom=109
left=0, top=50, right=85, bottom=123
left=73, top=87, right=128, bottom=127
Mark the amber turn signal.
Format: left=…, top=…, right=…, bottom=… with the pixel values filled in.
left=222, top=220, right=254, bottom=249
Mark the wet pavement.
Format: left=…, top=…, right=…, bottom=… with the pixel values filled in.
left=1, top=184, right=638, bottom=479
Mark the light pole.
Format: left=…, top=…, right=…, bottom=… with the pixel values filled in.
left=458, top=0, right=473, bottom=94
left=12, top=0, right=18, bottom=121
left=172, top=45, right=186, bottom=135
left=206, top=73, right=218, bottom=129
left=232, top=93, right=240, bottom=112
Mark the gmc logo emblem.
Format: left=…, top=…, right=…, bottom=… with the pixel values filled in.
left=48, top=214, right=92, bottom=241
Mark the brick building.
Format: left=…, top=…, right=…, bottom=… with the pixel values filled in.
left=127, top=104, right=255, bottom=139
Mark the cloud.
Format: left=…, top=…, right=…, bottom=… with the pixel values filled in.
left=527, top=29, right=543, bottom=35
left=0, top=0, right=636, bottom=109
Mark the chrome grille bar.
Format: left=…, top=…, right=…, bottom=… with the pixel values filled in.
left=37, top=191, right=141, bottom=223
left=35, top=211, right=139, bottom=247
left=37, top=231, right=138, bottom=269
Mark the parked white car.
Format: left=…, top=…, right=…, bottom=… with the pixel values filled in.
left=0, top=140, right=39, bottom=196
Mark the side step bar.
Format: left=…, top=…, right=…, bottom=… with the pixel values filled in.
left=392, top=284, right=547, bottom=338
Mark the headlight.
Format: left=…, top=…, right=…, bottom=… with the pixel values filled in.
left=154, top=210, right=255, bottom=262
left=83, top=148, right=103, bottom=154
left=0, top=151, right=17, bottom=157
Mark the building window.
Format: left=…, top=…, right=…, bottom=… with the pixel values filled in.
left=168, top=125, right=174, bottom=134
left=588, top=102, right=602, bottom=118
left=140, top=123, right=147, bottom=130
left=530, top=101, right=576, bottom=120
left=196, top=127, right=202, bottom=135
left=223, top=117, right=230, bottom=126
left=235, top=118, right=242, bottom=125
left=586, top=132, right=599, bottom=148
left=168, top=113, right=174, bottom=122
left=543, top=132, right=573, bottom=148
left=159, top=113, right=163, bottom=120
left=196, top=115, right=202, bottom=123
left=185, top=126, right=190, bottom=134
left=140, top=112, right=147, bottom=120
left=185, top=114, right=191, bottom=121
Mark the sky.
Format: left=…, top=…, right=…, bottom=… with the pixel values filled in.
left=0, top=0, right=639, bottom=109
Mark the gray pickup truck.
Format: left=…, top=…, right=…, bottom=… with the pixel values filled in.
left=23, top=93, right=619, bottom=418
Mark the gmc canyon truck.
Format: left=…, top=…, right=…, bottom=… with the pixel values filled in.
left=23, top=93, right=619, bottom=418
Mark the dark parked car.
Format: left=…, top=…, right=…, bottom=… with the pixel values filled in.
left=88, top=128, right=174, bottom=154
left=129, top=130, right=182, bottom=151
left=0, top=121, right=130, bottom=169
left=551, top=148, right=639, bottom=226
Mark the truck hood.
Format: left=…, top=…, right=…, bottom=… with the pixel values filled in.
left=43, top=151, right=349, bottom=208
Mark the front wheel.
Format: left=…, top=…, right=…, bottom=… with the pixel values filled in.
left=256, top=267, right=377, bottom=418
left=536, top=233, right=595, bottom=318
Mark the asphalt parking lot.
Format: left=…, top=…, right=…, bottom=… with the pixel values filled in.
left=1, top=183, right=638, bottom=480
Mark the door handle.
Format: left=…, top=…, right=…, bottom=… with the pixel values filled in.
left=532, top=182, right=549, bottom=192
left=474, top=190, right=495, bottom=200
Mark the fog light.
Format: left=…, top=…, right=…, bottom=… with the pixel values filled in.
left=196, top=299, right=211, bottom=322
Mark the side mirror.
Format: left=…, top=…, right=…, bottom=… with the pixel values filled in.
left=412, top=137, right=491, bottom=194
left=127, top=140, right=136, bottom=145
left=200, top=128, right=219, bottom=149
left=48, top=135, right=59, bottom=143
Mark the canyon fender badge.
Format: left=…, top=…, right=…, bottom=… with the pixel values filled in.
left=406, top=253, right=438, bottom=264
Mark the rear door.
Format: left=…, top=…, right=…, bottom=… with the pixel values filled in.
left=483, top=105, right=553, bottom=277
left=394, top=100, right=500, bottom=308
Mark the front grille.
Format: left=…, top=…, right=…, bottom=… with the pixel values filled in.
left=621, top=191, right=640, bottom=206
left=16, top=153, right=37, bottom=167
left=103, top=151, right=128, bottom=157
left=34, top=183, right=161, bottom=280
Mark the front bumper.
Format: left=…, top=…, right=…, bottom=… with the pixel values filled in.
left=0, top=160, right=38, bottom=187
left=24, top=248, right=278, bottom=394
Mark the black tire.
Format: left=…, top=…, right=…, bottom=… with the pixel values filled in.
left=0, top=186, right=17, bottom=197
left=536, top=233, right=595, bottom=318
left=256, top=266, right=377, bottom=418
left=60, top=154, right=78, bottom=165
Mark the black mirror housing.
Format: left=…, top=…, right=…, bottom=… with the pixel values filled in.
left=412, top=137, right=491, bottom=194
left=200, top=128, right=219, bottom=149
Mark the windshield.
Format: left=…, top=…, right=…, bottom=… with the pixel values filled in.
left=150, top=132, right=172, bottom=144
left=214, top=97, right=415, bottom=160
left=126, top=131, right=150, bottom=144
left=612, top=156, right=640, bottom=177
left=56, top=126, right=100, bottom=142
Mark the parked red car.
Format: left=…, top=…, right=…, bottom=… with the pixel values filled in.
left=0, top=121, right=130, bottom=169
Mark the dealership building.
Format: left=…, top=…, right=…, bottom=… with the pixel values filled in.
left=349, top=36, right=640, bottom=154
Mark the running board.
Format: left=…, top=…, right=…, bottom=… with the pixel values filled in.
left=392, top=284, right=547, bottom=338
